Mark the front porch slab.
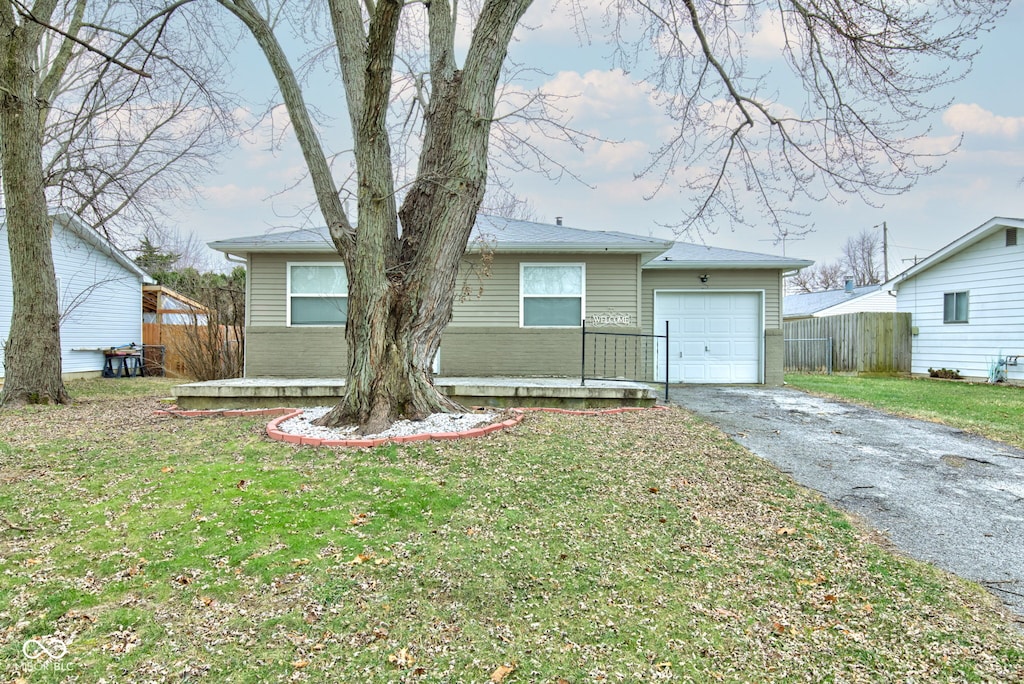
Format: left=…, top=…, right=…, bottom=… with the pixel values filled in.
left=172, top=377, right=659, bottom=410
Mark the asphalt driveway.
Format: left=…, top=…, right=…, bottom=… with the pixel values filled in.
left=670, top=385, right=1024, bottom=621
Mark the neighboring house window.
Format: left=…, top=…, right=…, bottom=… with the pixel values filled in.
left=943, top=291, right=968, bottom=324
left=520, top=263, right=585, bottom=327
left=288, top=263, right=347, bottom=326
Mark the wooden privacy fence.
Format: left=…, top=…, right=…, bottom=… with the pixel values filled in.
left=784, top=312, right=912, bottom=374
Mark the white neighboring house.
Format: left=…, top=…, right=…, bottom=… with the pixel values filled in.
left=883, top=216, right=1024, bottom=383
left=1, top=211, right=154, bottom=378
left=784, top=281, right=897, bottom=321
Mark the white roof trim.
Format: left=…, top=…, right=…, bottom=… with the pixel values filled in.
left=883, top=216, right=1024, bottom=289
left=53, top=212, right=155, bottom=284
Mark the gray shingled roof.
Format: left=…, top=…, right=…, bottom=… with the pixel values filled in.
left=207, top=214, right=816, bottom=270
left=208, top=214, right=673, bottom=257
left=642, top=241, right=813, bottom=270
left=784, top=285, right=882, bottom=318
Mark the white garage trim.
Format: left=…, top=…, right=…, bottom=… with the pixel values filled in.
left=654, top=289, right=765, bottom=384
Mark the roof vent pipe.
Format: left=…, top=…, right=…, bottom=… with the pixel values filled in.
left=555, top=216, right=563, bottom=226
left=844, top=276, right=855, bottom=294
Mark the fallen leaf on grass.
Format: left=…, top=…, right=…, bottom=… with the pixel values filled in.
left=161, top=466, right=175, bottom=473
left=292, top=659, right=309, bottom=669
left=348, top=553, right=374, bottom=565
left=24, top=557, right=42, bottom=566
left=67, top=610, right=96, bottom=623
left=236, top=479, right=249, bottom=490
left=348, top=512, right=370, bottom=526
left=796, top=573, right=825, bottom=586
left=648, top=486, right=660, bottom=494
left=776, top=527, right=797, bottom=536
left=491, top=663, right=515, bottom=682
left=292, top=558, right=311, bottom=568
left=770, top=621, right=787, bottom=635
left=389, top=647, right=415, bottom=668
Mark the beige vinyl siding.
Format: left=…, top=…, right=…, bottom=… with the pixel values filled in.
left=249, top=252, right=345, bottom=326
left=250, top=251, right=640, bottom=328
left=452, top=253, right=641, bottom=327
left=245, top=251, right=644, bottom=377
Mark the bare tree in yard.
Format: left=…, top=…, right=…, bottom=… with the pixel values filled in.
left=789, top=228, right=884, bottom=293
left=0, top=0, right=232, bottom=407
left=215, top=0, right=1006, bottom=432
left=841, top=229, right=883, bottom=287
left=788, top=260, right=845, bottom=294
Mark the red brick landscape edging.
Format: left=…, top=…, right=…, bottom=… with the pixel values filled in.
left=153, top=404, right=669, bottom=448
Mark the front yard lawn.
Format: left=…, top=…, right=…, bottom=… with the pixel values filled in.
left=785, top=374, right=1024, bottom=450
left=1, top=379, right=1021, bottom=682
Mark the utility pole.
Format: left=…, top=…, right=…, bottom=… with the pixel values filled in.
left=882, top=221, right=889, bottom=281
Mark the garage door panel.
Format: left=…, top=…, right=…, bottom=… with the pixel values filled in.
left=707, top=340, right=732, bottom=355
left=683, top=319, right=706, bottom=334
left=654, top=291, right=762, bottom=384
left=683, top=363, right=708, bottom=381
left=733, top=318, right=758, bottom=334
left=707, top=318, right=733, bottom=334
left=731, top=339, right=759, bottom=355
left=682, top=341, right=707, bottom=355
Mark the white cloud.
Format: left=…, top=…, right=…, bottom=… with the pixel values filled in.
left=745, top=10, right=789, bottom=59
left=942, top=103, right=1024, bottom=139
left=541, top=69, right=659, bottom=123
left=201, top=183, right=275, bottom=206
left=516, top=0, right=607, bottom=46
left=584, top=140, right=649, bottom=171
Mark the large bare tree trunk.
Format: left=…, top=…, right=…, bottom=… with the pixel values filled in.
left=311, top=0, right=531, bottom=433
left=0, top=1, right=71, bottom=408
left=220, top=0, right=531, bottom=432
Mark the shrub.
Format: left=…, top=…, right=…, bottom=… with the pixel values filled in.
left=928, top=367, right=962, bottom=380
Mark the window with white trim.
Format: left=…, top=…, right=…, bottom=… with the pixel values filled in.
left=288, top=263, right=347, bottom=326
left=943, top=291, right=968, bottom=324
left=520, top=263, right=584, bottom=327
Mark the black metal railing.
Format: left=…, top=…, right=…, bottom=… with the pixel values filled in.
left=581, top=319, right=669, bottom=401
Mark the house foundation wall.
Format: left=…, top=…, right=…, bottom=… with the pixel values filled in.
left=244, top=324, right=784, bottom=383
left=245, top=325, right=654, bottom=379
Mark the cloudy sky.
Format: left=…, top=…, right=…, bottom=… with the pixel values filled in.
left=175, top=1, right=1024, bottom=276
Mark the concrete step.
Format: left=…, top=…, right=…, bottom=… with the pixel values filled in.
left=173, top=377, right=660, bottom=409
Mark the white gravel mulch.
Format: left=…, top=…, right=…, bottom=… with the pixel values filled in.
left=277, top=406, right=499, bottom=441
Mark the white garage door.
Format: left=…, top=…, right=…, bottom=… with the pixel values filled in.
left=655, top=292, right=762, bottom=383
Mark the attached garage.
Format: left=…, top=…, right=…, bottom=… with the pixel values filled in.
left=642, top=243, right=813, bottom=386
left=654, top=291, right=763, bottom=383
